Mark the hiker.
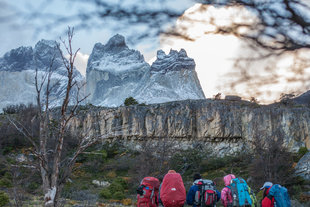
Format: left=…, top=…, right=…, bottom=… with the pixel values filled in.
left=160, top=170, right=186, bottom=207
left=221, top=174, right=256, bottom=207
left=260, top=182, right=291, bottom=207
left=261, top=182, right=274, bottom=207
left=221, top=174, right=236, bottom=207
left=137, top=176, right=160, bottom=207
left=186, top=173, right=220, bottom=207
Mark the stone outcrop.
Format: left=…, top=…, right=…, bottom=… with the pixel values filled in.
left=295, top=152, right=310, bottom=180
left=70, top=99, right=310, bottom=155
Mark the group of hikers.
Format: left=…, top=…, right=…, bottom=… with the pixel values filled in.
left=136, top=170, right=291, bottom=207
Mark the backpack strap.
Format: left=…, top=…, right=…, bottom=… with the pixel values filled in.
left=225, top=186, right=233, bottom=205
left=267, top=194, right=273, bottom=200
left=150, top=188, right=155, bottom=204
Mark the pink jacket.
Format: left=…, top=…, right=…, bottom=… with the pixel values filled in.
left=221, top=174, right=236, bottom=207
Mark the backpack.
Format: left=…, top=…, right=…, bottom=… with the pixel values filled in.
left=248, top=186, right=258, bottom=207
left=227, top=177, right=252, bottom=207
left=268, top=184, right=291, bottom=207
left=137, top=177, right=160, bottom=207
left=160, top=172, right=186, bottom=207
left=194, top=179, right=217, bottom=207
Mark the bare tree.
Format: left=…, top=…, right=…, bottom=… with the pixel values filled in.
left=129, top=137, right=177, bottom=186
left=250, top=128, right=295, bottom=190
left=200, top=0, right=310, bottom=54
left=6, top=27, right=99, bottom=207
left=17, top=0, right=309, bottom=51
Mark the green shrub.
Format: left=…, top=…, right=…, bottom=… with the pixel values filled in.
left=113, top=191, right=125, bottom=200
left=0, top=178, right=12, bottom=188
left=109, top=182, right=124, bottom=194
left=113, top=178, right=128, bottom=189
left=124, top=97, right=138, bottom=106
left=99, top=189, right=112, bottom=199
left=170, top=148, right=206, bottom=175
left=26, top=182, right=40, bottom=193
left=298, top=147, right=308, bottom=158
left=0, top=191, right=9, bottom=207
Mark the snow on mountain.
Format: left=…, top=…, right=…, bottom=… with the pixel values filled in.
left=86, top=34, right=150, bottom=106
left=134, top=49, right=205, bottom=104
left=0, top=40, right=84, bottom=111
left=86, top=34, right=205, bottom=106
left=1, top=34, right=205, bottom=111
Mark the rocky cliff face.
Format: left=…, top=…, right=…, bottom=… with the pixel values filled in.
left=294, top=91, right=310, bottom=105
left=86, top=34, right=205, bottom=107
left=0, top=40, right=84, bottom=111
left=295, top=152, right=310, bottom=180
left=70, top=100, right=310, bottom=155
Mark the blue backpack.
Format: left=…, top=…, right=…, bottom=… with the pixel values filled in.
left=268, top=184, right=291, bottom=207
left=227, top=178, right=252, bottom=206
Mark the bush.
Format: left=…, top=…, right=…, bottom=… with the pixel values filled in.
left=0, top=178, right=12, bottom=188
left=26, top=182, right=40, bottom=193
left=298, top=147, right=308, bottom=158
left=113, top=178, right=128, bottom=189
left=99, top=189, right=112, bottom=199
left=0, top=191, right=9, bottom=207
left=170, top=148, right=206, bottom=175
left=113, top=191, right=125, bottom=200
left=124, top=97, right=138, bottom=106
left=250, top=134, right=295, bottom=190
left=109, top=182, right=124, bottom=194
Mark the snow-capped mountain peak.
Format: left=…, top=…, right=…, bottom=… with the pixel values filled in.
left=0, top=39, right=84, bottom=112
left=86, top=34, right=205, bottom=106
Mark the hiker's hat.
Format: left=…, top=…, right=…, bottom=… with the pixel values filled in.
left=260, top=182, right=273, bottom=190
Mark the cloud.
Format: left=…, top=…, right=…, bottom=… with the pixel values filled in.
left=72, top=51, right=89, bottom=77
left=159, top=3, right=310, bottom=103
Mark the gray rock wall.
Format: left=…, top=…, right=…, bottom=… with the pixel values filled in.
left=69, top=100, right=310, bottom=155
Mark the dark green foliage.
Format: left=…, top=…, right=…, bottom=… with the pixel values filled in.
left=99, top=189, right=112, bottom=199
left=99, top=178, right=127, bottom=200
left=113, top=178, right=127, bottom=190
left=124, top=97, right=138, bottom=106
left=0, top=177, right=12, bottom=188
left=0, top=104, right=39, bottom=153
left=3, top=104, right=27, bottom=114
left=170, top=148, right=206, bottom=175
left=26, top=182, right=40, bottom=193
left=112, top=191, right=125, bottom=200
left=0, top=191, right=9, bottom=207
left=108, top=182, right=124, bottom=194
left=298, top=147, right=308, bottom=158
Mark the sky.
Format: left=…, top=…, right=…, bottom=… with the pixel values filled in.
left=1, top=0, right=310, bottom=104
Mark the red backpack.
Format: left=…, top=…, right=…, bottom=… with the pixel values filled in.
left=194, top=179, right=217, bottom=207
left=137, top=177, right=160, bottom=207
left=160, top=172, right=186, bottom=207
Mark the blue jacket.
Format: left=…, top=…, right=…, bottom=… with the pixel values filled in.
left=186, top=180, right=221, bottom=207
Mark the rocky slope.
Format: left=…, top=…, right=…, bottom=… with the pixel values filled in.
left=0, top=40, right=84, bottom=111
left=294, top=91, right=310, bottom=105
left=70, top=99, right=310, bottom=154
left=86, top=34, right=205, bottom=106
